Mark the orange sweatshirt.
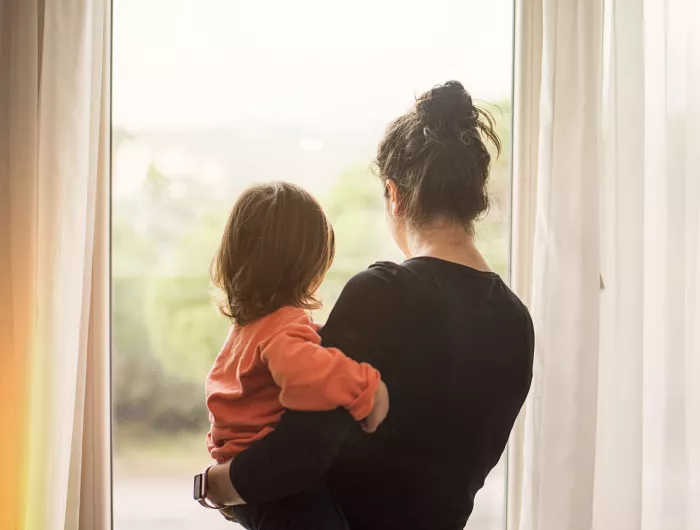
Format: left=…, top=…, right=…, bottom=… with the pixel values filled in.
left=206, top=306, right=380, bottom=462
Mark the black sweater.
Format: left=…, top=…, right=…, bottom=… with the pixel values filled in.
left=231, top=258, right=534, bottom=530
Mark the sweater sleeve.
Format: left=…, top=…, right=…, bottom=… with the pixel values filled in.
left=260, top=320, right=380, bottom=421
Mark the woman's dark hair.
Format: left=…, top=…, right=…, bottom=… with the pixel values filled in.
left=211, top=182, right=335, bottom=326
left=376, top=80, right=501, bottom=230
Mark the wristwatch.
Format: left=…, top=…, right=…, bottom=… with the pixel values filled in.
left=193, top=465, right=228, bottom=509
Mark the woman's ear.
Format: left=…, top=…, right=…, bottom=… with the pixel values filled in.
left=385, top=179, right=400, bottom=217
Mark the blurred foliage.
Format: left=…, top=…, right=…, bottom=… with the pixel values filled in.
left=144, top=210, right=231, bottom=379
left=113, top=103, right=512, bottom=439
left=145, top=276, right=229, bottom=380
left=113, top=277, right=209, bottom=434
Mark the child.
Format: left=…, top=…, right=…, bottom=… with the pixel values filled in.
left=204, top=182, right=389, bottom=527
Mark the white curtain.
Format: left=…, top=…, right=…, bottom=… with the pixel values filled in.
left=595, top=0, right=700, bottom=528
left=509, top=0, right=700, bottom=529
left=509, top=0, right=604, bottom=528
left=0, top=1, right=111, bottom=529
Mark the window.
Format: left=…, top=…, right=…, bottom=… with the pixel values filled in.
left=112, top=1, right=513, bottom=528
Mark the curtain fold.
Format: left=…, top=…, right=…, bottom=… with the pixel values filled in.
left=0, top=1, right=111, bottom=529
left=514, top=1, right=604, bottom=529
left=507, top=0, right=542, bottom=527
left=511, top=0, right=700, bottom=529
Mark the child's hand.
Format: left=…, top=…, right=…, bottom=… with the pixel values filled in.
left=361, top=380, right=389, bottom=433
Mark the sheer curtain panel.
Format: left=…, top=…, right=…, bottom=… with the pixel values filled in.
left=0, top=1, right=111, bottom=529
left=509, top=0, right=700, bottom=529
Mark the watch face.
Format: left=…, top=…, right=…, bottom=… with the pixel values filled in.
left=193, top=473, right=204, bottom=500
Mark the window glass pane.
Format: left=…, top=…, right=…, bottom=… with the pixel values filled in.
left=112, top=1, right=513, bottom=528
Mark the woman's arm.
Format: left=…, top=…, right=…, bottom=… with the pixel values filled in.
left=236, top=409, right=355, bottom=503
left=209, top=267, right=391, bottom=504
left=206, top=459, right=244, bottom=506
left=205, top=408, right=355, bottom=505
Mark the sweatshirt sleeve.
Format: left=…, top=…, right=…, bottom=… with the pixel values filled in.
left=260, top=320, right=380, bottom=421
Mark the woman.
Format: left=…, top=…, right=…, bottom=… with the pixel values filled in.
left=205, top=81, right=534, bottom=530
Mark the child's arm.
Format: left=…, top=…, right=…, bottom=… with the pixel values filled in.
left=260, top=321, right=381, bottom=422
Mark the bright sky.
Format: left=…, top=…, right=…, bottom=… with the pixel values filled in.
left=113, top=0, right=513, bottom=131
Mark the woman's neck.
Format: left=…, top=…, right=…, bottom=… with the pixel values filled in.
left=404, top=222, right=492, bottom=273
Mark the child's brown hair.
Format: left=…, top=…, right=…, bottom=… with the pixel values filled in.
left=211, top=182, right=335, bottom=325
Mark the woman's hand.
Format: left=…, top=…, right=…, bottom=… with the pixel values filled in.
left=206, top=459, right=247, bottom=506
left=361, top=380, right=389, bottom=433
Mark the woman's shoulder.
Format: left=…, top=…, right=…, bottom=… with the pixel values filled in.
left=342, top=261, right=408, bottom=296
left=331, top=261, right=424, bottom=322
left=353, top=260, right=411, bottom=282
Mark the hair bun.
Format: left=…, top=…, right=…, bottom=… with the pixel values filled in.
left=415, top=80, right=475, bottom=125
